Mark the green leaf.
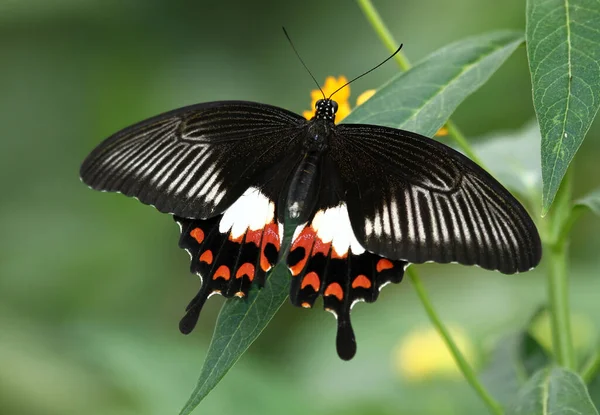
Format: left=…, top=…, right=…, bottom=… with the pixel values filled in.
left=345, top=31, right=524, bottom=136
left=520, top=332, right=551, bottom=378
left=481, top=331, right=550, bottom=407
left=508, top=367, right=599, bottom=415
left=179, top=261, right=290, bottom=415
left=575, top=187, right=600, bottom=215
left=475, top=120, right=542, bottom=199
left=526, top=0, right=600, bottom=215
left=588, top=361, right=600, bottom=409
left=481, top=334, right=530, bottom=406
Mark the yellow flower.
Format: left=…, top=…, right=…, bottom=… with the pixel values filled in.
left=435, top=126, right=449, bottom=136
left=356, top=89, right=376, bottom=106
left=393, top=325, right=476, bottom=381
left=303, top=76, right=374, bottom=123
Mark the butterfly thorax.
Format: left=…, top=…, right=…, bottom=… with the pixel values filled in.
left=284, top=100, right=338, bottom=221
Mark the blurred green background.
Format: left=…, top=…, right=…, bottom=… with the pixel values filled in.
left=1, top=1, right=599, bottom=414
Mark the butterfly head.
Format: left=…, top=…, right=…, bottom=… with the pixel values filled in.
left=314, top=99, right=338, bottom=122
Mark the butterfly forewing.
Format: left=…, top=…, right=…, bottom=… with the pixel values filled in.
left=80, top=101, right=306, bottom=218
left=331, top=124, right=541, bottom=274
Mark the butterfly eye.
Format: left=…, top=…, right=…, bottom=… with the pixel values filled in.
left=331, top=101, right=338, bottom=113
left=315, top=99, right=324, bottom=109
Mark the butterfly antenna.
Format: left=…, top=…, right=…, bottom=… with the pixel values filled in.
left=329, top=44, right=403, bottom=99
left=283, top=26, right=326, bottom=100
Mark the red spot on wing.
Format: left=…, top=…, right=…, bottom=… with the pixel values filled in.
left=289, top=226, right=316, bottom=276
left=311, top=236, right=331, bottom=257
left=190, top=228, right=204, bottom=244
left=245, top=228, right=262, bottom=247
left=301, top=302, right=311, bottom=308
left=352, top=274, right=372, bottom=289
left=300, top=271, right=320, bottom=291
left=213, top=265, right=231, bottom=281
left=324, top=283, right=344, bottom=301
left=260, top=222, right=281, bottom=272
left=376, top=258, right=394, bottom=272
left=200, top=250, right=213, bottom=264
left=236, top=262, right=255, bottom=281
left=263, top=223, right=281, bottom=250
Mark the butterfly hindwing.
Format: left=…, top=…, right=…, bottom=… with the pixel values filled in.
left=287, top=202, right=407, bottom=360
left=175, top=186, right=283, bottom=334
left=331, top=124, right=542, bottom=274
left=80, top=101, right=306, bottom=219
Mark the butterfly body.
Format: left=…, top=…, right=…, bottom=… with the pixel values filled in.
left=81, top=97, right=541, bottom=360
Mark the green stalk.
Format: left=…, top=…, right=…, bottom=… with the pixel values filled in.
left=546, top=170, right=575, bottom=370
left=581, top=350, right=600, bottom=384
left=356, top=0, right=411, bottom=71
left=408, top=268, right=504, bottom=415
left=356, top=0, right=482, bottom=166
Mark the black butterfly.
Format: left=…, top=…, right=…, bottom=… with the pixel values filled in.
left=80, top=95, right=542, bottom=360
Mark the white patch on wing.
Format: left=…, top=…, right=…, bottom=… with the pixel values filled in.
left=219, top=187, right=275, bottom=239
left=293, top=223, right=307, bottom=241
left=311, top=203, right=365, bottom=255
left=364, top=218, right=373, bottom=237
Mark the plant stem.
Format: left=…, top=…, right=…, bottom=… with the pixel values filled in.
left=407, top=268, right=504, bottom=415
left=356, top=0, right=483, bottom=167
left=546, top=170, right=575, bottom=370
left=581, top=349, right=600, bottom=384
left=356, top=0, right=411, bottom=71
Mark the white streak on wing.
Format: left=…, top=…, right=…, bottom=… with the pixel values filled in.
left=155, top=144, right=195, bottom=187
left=413, top=188, right=425, bottom=244
left=434, top=195, right=450, bottom=245
left=364, top=218, right=373, bottom=237
left=214, top=189, right=227, bottom=206
left=102, top=137, right=158, bottom=175
left=196, top=168, right=220, bottom=198
left=405, top=188, right=415, bottom=242
left=451, top=194, right=471, bottom=244
left=382, top=202, right=391, bottom=237
left=219, top=187, right=275, bottom=239
left=118, top=136, right=168, bottom=175
left=97, top=138, right=144, bottom=171
left=462, top=181, right=488, bottom=253
left=390, top=198, right=402, bottom=240
left=205, top=181, right=221, bottom=203
left=157, top=145, right=201, bottom=190
left=373, top=210, right=382, bottom=237
left=136, top=142, right=179, bottom=179
left=99, top=121, right=174, bottom=172
left=423, top=190, right=439, bottom=245
left=182, top=153, right=216, bottom=196
left=153, top=144, right=192, bottom=186
left=311, top=203, right=365, bottom=255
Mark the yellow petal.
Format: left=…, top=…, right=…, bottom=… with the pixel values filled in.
left=435, top=127, right=449, bottom=137
left=335, top=102, right=352, bottom=123
left=302, top=110, right=314, bottom=120
left=356, top=89, right=376, bottom=106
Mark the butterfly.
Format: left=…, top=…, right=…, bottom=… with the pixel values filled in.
left=80, top=91, right=542, bottom=361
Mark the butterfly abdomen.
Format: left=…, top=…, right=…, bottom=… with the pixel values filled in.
left=285, top=150, right=323, bottom=222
